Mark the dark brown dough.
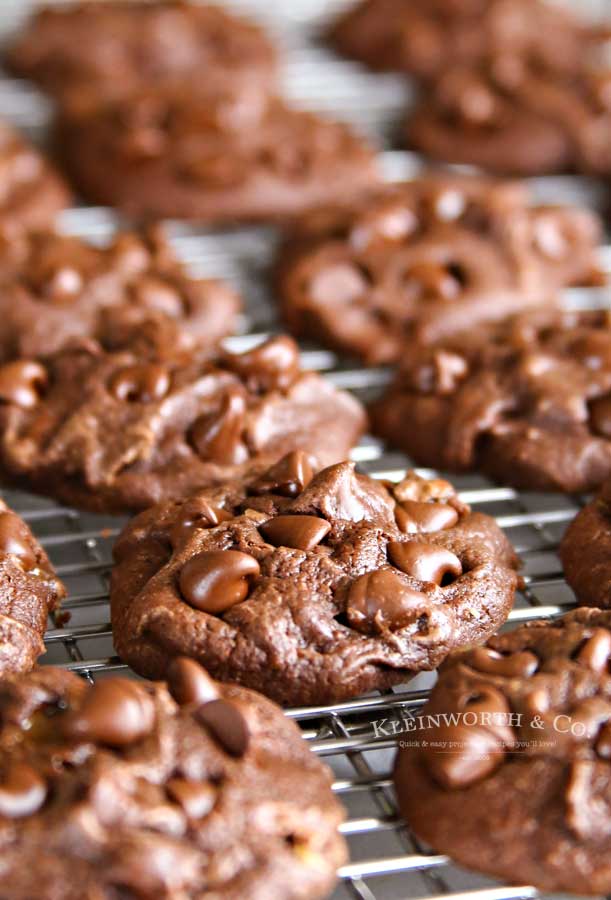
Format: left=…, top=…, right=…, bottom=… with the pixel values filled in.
left=328, top=0, right=598, bottom=82
left=0, top=663, right=346, bottom=900
left=56, top=87, right=380, bottom=224
left=561, top=481, right=611, bottom=609
left=6, top=0, right=278, bottom=103
left=407, top=61, right=611, bottom=176
left=395, top=609, right=611, bottom=894
left=276, top=173, right=601, bottom=364
left=0, top=224, right=240, bottom=363
left=0, top=336, right=366, bottom=514
left=111, top=456, right=518, bottom=705
left=372, top=310, right=611, bottom=493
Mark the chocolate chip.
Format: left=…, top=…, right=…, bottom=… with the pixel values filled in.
left=109, top=364, right=170, bottom=403
left=308, top=262, right=367, bottom=305
left=224, top=336, right=300, bottom=392
left=166, top=658, right=219, bottom=707
left=346, top=567, right=428, bottom=634
left=170, top=500, right=231, bottom=545
left=190, top=390, right=248, bottom=464
left=0, top=360, right=47, bottom=409
left=43, top=266, right=83, bottom=303
left=132, top=275, right=184, bottom=318
left=589, top=395, right=611, bottom=438
left=0, top=763, right=46, bottom=819
left=577, top=629, right=611, bottom=673
left=260, top=515, right=331, bottom=551
left=349, top=202, right=418, bottom=250
left=395, top=500, right=459, bottom=534
left=0, top=511, right=37, bottom=570
left=424, top=686, right=514, bottom=789
left=596, top=721, right=611, bottom=759
left=388, top=541, right=462, bottom=585
left=404, top=262, right=461, bottom=301
left=197, top=699, right=250, bottom=757
left=249, top=451, right=314, bottom=497
left=468, top=646, right=539, bottom=678
left=61, top=678, right=156, bottom=747
left=178, top=550, right=260, bottom=614
left=167, top=778, right=217, bottom=819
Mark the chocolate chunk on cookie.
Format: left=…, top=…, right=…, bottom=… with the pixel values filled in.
left=56, top=87, right=380, bottom=223
left=110, top=457, right=517, bottom=705
left=0, top=224, right=240, bottom=363
left=372, top=310, right=611, bottom=493
left=407, top=60, right=611, bottom=176
left=0, top=121, right=71, bottom=229
left=0, top=497, right=65, bottom=676
left=395, top=608, right=611, bottom=894
left=0, top=662, right=346, bottom=900
left=275, top=173, right=601, bottom=364
left=328, top=0, right=596, bottom=82
left=6, top=1, right=278, bottom=103
left=0, top=336, right=366, bottom=513
left=561, top=480, right=611, bottom=609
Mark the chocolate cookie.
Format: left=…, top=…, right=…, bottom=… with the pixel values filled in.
left=0, top=121, right=71, bottom=229
left=329, top=0, right=599, bottom=82
left=275, top=174, right=602, bottom=364
left=0, top=224, right=240, bottom=363
left=0, top=497, right=65, bottom=676
left=110, top=456, right=518, bottom=705
left=407, top=60, right=611, bottom=176
left=561, top=480, right=611, bottom=609
left=372, top=310, right=611, bottom=493
left=0, top=336, right=366, bottom=514
left=395, top=608, right=611, bottom=894
left=56, top=87, right=380, bottom=224
left=0, top=661, right=346, bottom=900
left=6, top=1, right=277, bottom=103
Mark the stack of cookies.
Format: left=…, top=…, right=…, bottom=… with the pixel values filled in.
left=0, top=0, right=610, bottom=897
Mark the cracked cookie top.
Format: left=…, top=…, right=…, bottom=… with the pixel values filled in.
left=111, top=454, right=518, bottom=705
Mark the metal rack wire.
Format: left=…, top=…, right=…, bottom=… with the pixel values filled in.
left=1, top=1, right=611, bottom=899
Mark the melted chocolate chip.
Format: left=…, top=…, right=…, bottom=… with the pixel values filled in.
left=109, top=364, right=170, bottom=403
left=249, top=451, right=314, bottom=497
left=166, top=658, right=219, bottom=707
left=395, top=500, right=459, bottom=534
left=577, top=629, right=611, bottom=673
left=346, top=567, right=428, bottom=634
left=0, top=360, right=47, bottom=409
left=224, top=336, right=300, bottom=392
left=259, top=515, right=331, bottom=551
left=590, top=395, right=611, bottom=439
left=0, top=511, right=37, bottom=570
left=424, top=687, right=514, bottom=789
left=61, top=678, right=156, bottom=747
left=197, top=699, right=250, bottom=758
left=167, top=778, right=217, bottom=820
left=468, top=646, right=539, bottom=678
left=178, top=550, right=260, bottom=614
left=388, top=541, right=462, bottom=585
left=170, top=500, right=231, bottom=545
left=190, top=390, right=247, bottom=464
left=0, top=763, right=46, bottom=819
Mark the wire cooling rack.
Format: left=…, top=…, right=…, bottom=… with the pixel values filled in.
left=1, top=1, right=611, bottom=899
